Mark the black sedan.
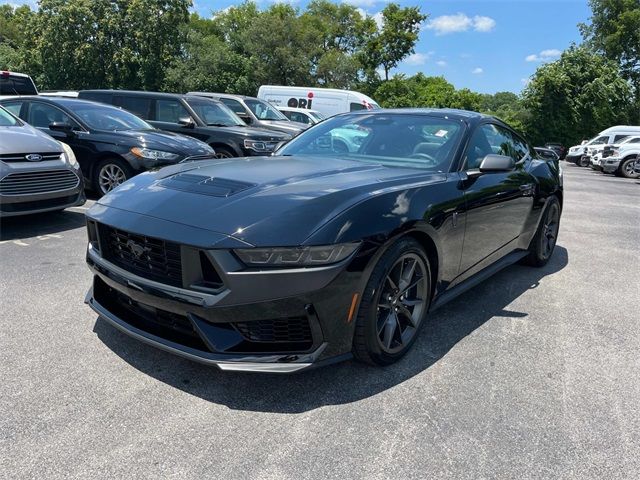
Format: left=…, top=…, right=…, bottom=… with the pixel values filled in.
left=0, top=96, right=215, bottom=196
left=84, top=109, right=563, bottom=373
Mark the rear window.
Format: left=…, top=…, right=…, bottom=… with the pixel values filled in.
left=0, top=74, right=37, bottom=95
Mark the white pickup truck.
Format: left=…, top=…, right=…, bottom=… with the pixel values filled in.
left=589, top=135, right=640, bottom=171
left=601, top=141, right=640, bottom=178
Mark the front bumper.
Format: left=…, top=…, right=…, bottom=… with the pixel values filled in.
left=565, top=153, right=582, bottom=164
left=85, top=242, right=361, bottom=373
left=602, top=157, right=620, bottom=173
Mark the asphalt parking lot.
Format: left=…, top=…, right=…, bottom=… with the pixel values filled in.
left=1, top=164, right=639, bottom=479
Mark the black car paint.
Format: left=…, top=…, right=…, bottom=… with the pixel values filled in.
left=85, top=109, right=563, bottom=370
left=77, top=90, right=290, bottom=157
left=0, top=96, right=213, bottom=186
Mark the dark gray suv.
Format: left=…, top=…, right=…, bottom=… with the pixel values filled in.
left=0, top=106, right=85, bottom=217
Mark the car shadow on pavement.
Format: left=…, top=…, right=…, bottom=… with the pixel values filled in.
left=0, top=209, right=87, bottom=241
left=94, top=246, right=569, bottom=413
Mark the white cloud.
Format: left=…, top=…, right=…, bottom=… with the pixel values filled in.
left=372, top=11, right=384, bottom=29
left=426, top=13, right=496, bottom=35
left=473, top=15, right=496, bottom=32
left=436, top=60, right=447, bottom=67
left=472, top=67, right=483, bottom=74
left=342, top=0, right=390, bottom=8
left=525, top=49, right=562, bottom=62
left=405, top=53, right=430, bottom=66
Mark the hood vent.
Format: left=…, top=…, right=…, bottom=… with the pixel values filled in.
left=159, top=173, right=256, bottom=197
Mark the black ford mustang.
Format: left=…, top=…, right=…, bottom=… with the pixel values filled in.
left=85, top=109, right=563, bottom=373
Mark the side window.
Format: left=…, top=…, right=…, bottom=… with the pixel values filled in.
left=290, top=112, right=309, bottom=124
left=155, top=99, right=190, bottom=123
left=117, top=96, right=151, bottom=119
left=591, top=136, right=608, bottom=145
left=464, top=124, right=519, bottom=170
left=628, top=138, right=640, bottom=144
left=613, top=135, right=629, bottom=143
left=350, top=102, right=366, bottom=112
left=2, top=101, right=23, bottom=118
left=510, top=132, right=531, bottom=161
left=220, top=98, right=246, bottom=116
left=81, top=92, right=112, bottom=104
left=28, top=103, right=78, bottom=129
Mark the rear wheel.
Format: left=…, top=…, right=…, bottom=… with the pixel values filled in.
left=522, top=197, right=561, bottom=267
left=353, top=238, right=431, bottom=366
left=579, top=156, right=590, bottom=167
left=94, top=158, right=133, bottom=196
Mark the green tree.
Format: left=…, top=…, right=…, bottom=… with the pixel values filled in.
left=522, top=46, right=634, bottom=145
left=580, top=0, right=640, bottom=94
left=362, top=3, right=427, bottom=81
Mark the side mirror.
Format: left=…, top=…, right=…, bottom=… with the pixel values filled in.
left=49, top=122, right=75, bottom=136
left=479, top=154, right=516, bottom=173
left=237, top=113, right=252, bottom=125
left=178, top=116, right=195, bottom=128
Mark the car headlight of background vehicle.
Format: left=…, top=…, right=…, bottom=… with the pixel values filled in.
left=130, top=147, right=180, bottom=161
left=244, top=139, right=273, bottom=152
left=234, top=242, right=360, bottom=267
left=59, top=141, right=79, bottom=169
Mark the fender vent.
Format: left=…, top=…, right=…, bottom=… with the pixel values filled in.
left=159, top=174, right=255, bottom=197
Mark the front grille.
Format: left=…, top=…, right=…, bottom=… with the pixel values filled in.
left=99, top=225, right=183, bottom=287
left=233, top=317, right=312, bottom=344
left=0, top=152, right=63, bottom=163
left=0, top=169, right=79, bottom=195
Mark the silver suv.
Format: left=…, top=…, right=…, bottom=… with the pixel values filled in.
left=0, top=106, right=85, bottom=217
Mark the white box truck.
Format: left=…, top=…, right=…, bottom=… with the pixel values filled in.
left=257, top=85, right=380, bottom=118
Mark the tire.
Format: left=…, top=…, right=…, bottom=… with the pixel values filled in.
left=522, top=197, right=561, bottom=268
left=353, top=237, right=431, bottom=366
left=619, top=157, right=640, bottom=179
left=579, top=156, right=590, bottom=167
left=94, top=158, right=133, bottom=196
left=213, top=147, right=236, bottom=159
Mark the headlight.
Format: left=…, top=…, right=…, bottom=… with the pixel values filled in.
left=244, top=139, right=272, bottom=152
left=131, top=147, right=180, bottom=161
left=59, top=141, right=78, bottom=167
left=234, top=242, right=360, bottom=267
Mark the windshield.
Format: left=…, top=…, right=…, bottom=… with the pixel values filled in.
left=0, top=75, right=37, bottom=95
left=245, top=99, right=288, bottom=121
left=0, top=106, right=20, bottom=126
left=71, top=103, right=153, bottom=131
left=308, top=111, right=326, bottom=121
left=186, top=98, right=245, bottom=126
left=278, top=113, right=463, bottom=172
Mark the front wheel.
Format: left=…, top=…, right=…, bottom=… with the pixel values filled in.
left=213, top=147, right=235, bottom=159
left=94, top=158, right=133, bottom=196
left=522, top=197, right=561, bottom=267
left=353, top=238, right=431, bottom=366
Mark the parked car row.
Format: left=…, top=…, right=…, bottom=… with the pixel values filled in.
left=566, top=125, right=640, bottom=178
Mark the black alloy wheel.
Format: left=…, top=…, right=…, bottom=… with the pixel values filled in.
left=523, top=197, right=561, bottom=267
left=353, top=238, right=431, bottom=365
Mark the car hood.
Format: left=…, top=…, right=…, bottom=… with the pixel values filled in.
left=258, top=121, right=308, bottom=135
left=94, top=155, right=442, bottom=246
left=110, top=129, right=213, bottom=155
left=0, top=124, right=62, bottom=154
left=206, top=125, right=290, bottom=140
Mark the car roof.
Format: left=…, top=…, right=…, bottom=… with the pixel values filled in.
left=277, top=107, right=321, bottom=114
left=188, top=92, right=258, bottom=101
left=347, top=107, right=497, bottom=123
left=80, top=89, right=222, bottom=104
left=3, top=95, right=116, bottom=109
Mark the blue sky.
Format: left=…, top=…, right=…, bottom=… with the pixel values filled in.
left=7, top=0, right=592, bottom=94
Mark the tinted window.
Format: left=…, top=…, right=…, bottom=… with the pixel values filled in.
left=155, top=99, right=190, bottom=123
left=279, top=114, right=463, bottom=172
left=288, top=111, right=310, bottom=124
left=465, top=124, right=521, bottom=169
left=80, top=92, right=112, bottom=104
left=613, top=135, right=629, bottom=143
left=184, top=98, right=244, bottom=126
left=628, top=138, right=640, bottom=144
left=0, top=106, right=19, bottom=126
left=590, top=136, right=609, bottom=145
left=117, top=96, right=152, bottom=119
left=28, top=102, right=77, bottom=129
left=0, top=75, right=37, bottom=95
left=2, top=101, right=23, bottom=117
left=350, top=102, right=366, bottom=112
left=70, top=103, right=152, bottom=131
left=219, top=98, right=246, bottom=115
